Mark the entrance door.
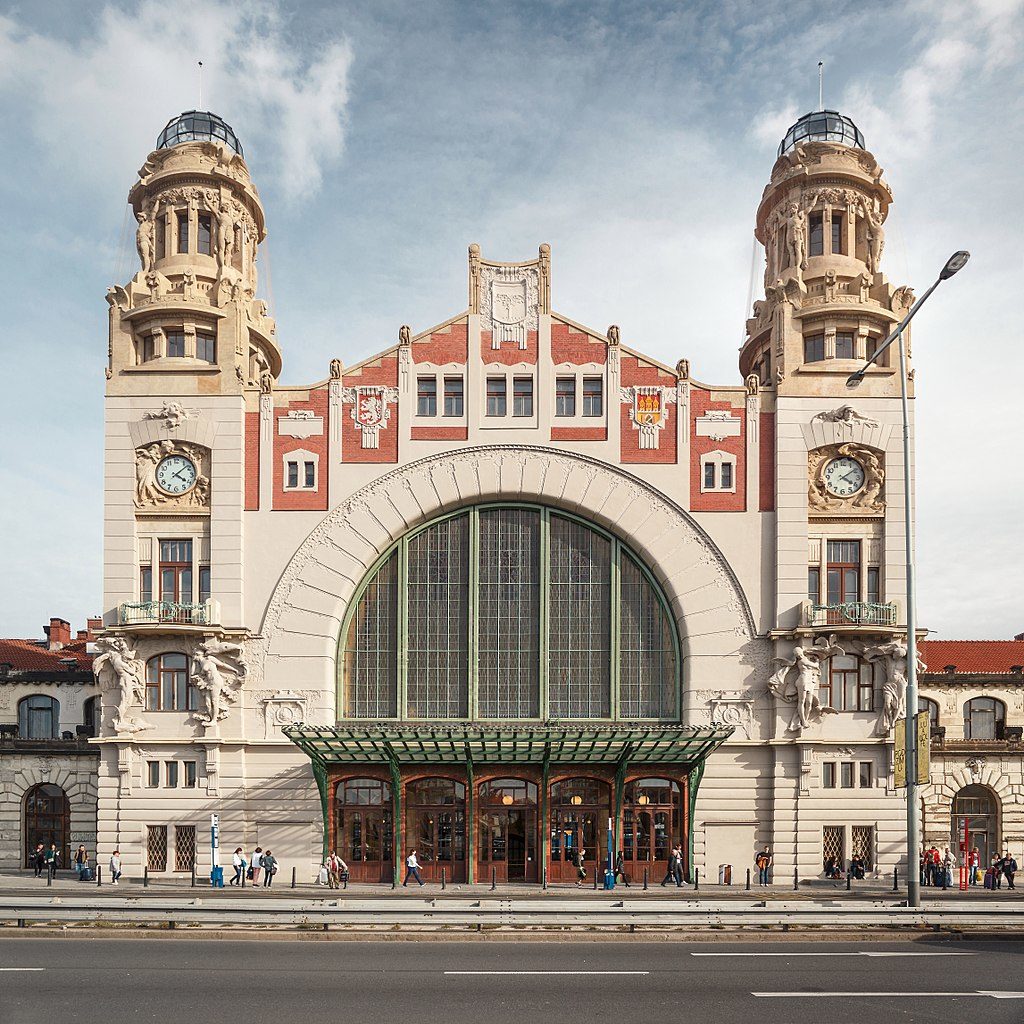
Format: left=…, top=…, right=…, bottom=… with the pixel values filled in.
left=335, top=777, right=394, bottom=882
left=405, top=778, right=466, bottom=883
left=622, top=777, right=681, bottom=883
left=24, top=784, right=69, bottom=868
left=477, top=778, right=538, bottom=883
left=549, top=778, right=611, bottom=884
left=952, top=784, right=998, bottom=871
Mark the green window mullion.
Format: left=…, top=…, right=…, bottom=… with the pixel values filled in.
left=610, top=540, right=621, bottom=722
left=468, top=508, right=480, bottom=721
left=398, top=537, right=409, bottom=719
left=539, top=509, right=550, bottom=720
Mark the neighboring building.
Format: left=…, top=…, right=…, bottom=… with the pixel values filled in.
left=79, top=105, right=997, bottom=885
left=0, top=618, right=99, bottom=867
left=919, top=639, right=1024, bottom=866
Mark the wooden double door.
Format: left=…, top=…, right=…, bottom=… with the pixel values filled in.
left=336, top=777, right=394, bottom=883
left=549, top=778, right=611, bottom=883
left=405, top=778, right=467, bottom=882
left=477, top=778, right=538, bottom=883
left=24, top=784, right=69, bottom=869
left=621, top=778, right=682, bottom=883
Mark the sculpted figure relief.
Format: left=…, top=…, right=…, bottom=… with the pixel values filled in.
left=329, top=358, right=343, bottom=380
left=191, top=639, right=247, bottom=726
left=784, top=201, right=808, bottom=277
left=812, top=405, right=879, bottom=430
left=135, top=441, right=210, bottom=509
left=769, top=635, right=844, bottom=734
left=93, top=637, right=148, bottom=734
left=135, top=205, right=155, bottom=272
left=808, top=442, right=885, bottom=515
left=860, top=197, right=885, bottom=273
left=215, top=199, right=239, bottom=269
left=862, top=638, right=926, bottom=736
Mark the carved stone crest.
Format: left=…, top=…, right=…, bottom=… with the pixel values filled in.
left=479, top=264, right=539, bottom=349
left=620, top=386, right=675, bottom=449
left=342, top=386, right=399, bottom=450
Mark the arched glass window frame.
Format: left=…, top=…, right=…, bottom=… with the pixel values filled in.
left=18, top=695, right=60, bottom=740
left=338, top=502, right=681, bottom=724
left=963, top=697, right=1006, bottom=741
left=919, top=697, right=940, bottom=731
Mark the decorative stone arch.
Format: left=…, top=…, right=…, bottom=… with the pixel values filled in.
left=922, top=767, right=1015, bottom=847
left=252, top=446, right=762, bottom=719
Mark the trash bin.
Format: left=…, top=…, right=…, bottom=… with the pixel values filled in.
left=718, top=864, right=732, bottom=885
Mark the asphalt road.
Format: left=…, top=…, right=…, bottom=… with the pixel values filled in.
left=2, top=938, right=1023, bottom=1024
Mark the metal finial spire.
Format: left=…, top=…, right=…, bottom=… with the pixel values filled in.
left=818, top=60, right=824, bottom=111
left=198, top=60, right=204, bottom=108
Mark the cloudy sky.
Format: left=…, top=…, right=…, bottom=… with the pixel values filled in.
left=0, top=0, right=1020, bottom=640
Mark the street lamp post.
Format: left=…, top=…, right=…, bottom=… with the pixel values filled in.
left=847, top=250, right=969, bottom=909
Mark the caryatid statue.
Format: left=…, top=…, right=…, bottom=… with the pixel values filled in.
left=860, top=196, right=885, bottom=274
left=93, top=637, right=148, bottom=734
left=135, top=206, right=156, bottom=273
left=190, top=638, right=248, bottom=727
left=784, top=201, right=808, bottom=278
left=863, top=638, right=926, bottom=736
left=769, top=635, right=844, bottom=734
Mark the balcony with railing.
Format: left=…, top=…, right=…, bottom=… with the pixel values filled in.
left=117, top=600, right=220, bottom=628
left=802, top=600, right=899, bottom=628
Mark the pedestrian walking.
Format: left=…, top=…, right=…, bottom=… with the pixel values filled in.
left=261, top=850, right=277, bottom=887
left=574, top=847, right=587, bottom=887
left=942, top=847, right=956, bottom=887
left=109, top=849, right=122, bottom=884
left=327, top=850, right=347, bottom=889
left=660, top=846, right=679, bottom=887
left=250, top=846, right=263, bottom=886
left=44, top=843, right=58, bottom=879
left=404, top=849, right=424, bottom=887
left=74, top=845, right=89, bottom=880
left=755, top=845, right=772, bottom=886
left=31, top=843, right=45, bottom=877
left=1001, top=851, right=1017, bottom=889
left=673, top=844, right=684, bottom=886
left=230, top=847, right=244, bottom=885
left=613, top=850, right=630, bottom=887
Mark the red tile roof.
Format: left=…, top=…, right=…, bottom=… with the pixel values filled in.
left=919, top=640, right=1024, bottom=676
left=0, top=638, right=94, bottom=672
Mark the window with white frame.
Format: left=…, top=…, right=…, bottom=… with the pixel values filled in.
left=555, top=376, right=576, bottom=417
left=283, top=450, right=319, bottom=491
left=417, top=376, right=437, bottom=417
left=700, top=450, right=737, bottom=493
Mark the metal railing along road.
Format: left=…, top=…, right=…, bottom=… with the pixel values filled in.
left=807, top=602, right=898, bottom=627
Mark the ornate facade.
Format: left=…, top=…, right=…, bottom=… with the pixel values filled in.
left=73, top=106, right=1019, bottom=884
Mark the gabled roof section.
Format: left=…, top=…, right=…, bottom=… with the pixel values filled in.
left=0, top=638, right=94, bottom=673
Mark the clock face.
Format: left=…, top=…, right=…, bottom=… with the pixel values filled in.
left=156, top=454, right=198, bottom=495
left=823, top=456, right=865, bottom=497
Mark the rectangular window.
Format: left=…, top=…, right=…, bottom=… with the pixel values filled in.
left=486, top=377, right=506, bottom=417
left=142, top=335, right=156, bottom=362
left=165, top=761, right=179, bottom=788
left=555, top=377, right=576, bottom=417
left=852, top=825, right=874, bottom=870
left=703, top=463, right=716, bottom=490
left=147, top=761, right=160, bottom=788
left=159, top=539, right=193, bottom=605
left=761, top=349, right=772, bottom=383
left=443, top=376, right=464, bottom=417
left=867, top=566, right=880, bottom=604
left=831, top=213, right=843, bottom=254
left=140, top=566, right=153, bottom=603
left=198, top=566, right=210, bottom=604
left=174, top=825, right=196, bottom=871
left=841, top=762, right=855, bottom=789
left=184, top=761, right=198, bottom=788
left=823, top=653, right=874, bottom=712
left=197, top=214, right=212, bottom=255
left=177, top=212, right=189, bottom=254
left=287, top=461, right=298, bottom=488
left=155, top=216, right=166, bottom=261
left=866, top=336, right=888, bottom=367
left=512, top=377, right=533, bottom=417
left=582, top=377, right=603, bottom=417
left=804, top=333, right=825, bottom=362
left=808, top=211, right=824, bottom=256
left=195, top=331, right=216, bottom=363
left=827, top=540, right=860, bottom=605
left=822, top=762, right=837, bottom=788
left=416, top=376, right=437, bottom=417
left=165, top=330, right=186, bottom=359
left=147, top=825, right=168, bottom=871
left=720, top=462, right=733, bottom=489
left=304, top=461, right=315, bottom=488
left=835, top=331, right=855, bottom=359
left=823, top=825, right=844, bottom=871
left=808, top=566, right=821, bottom=603
left=859, top=762, right=873, bottom=788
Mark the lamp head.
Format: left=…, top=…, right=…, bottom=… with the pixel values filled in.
left=846, top=371, right=865, bottom=389
left=940, top=250, right=970, bottom=280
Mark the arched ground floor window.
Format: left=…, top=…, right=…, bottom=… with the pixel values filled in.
left=951, top=784, right=999, bottom=870
left=23, top=783, right=69, bottom=869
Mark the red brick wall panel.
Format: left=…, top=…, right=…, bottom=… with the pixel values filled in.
left=481, top=330, right=538, bottom=365
left=759, top=411, right=776, bottom=512
left=412, top=321, right=468, bottom=365
left=411, top=426, right=469, bottom=440
left=619, top=355, right=678, bottom=464
left=273, top=387, right=330, bottom=511
left=550, top=322, right=607, bottom=365
left=689, top=388, right=746, bottom=512
left=550, top=426, right=607, bottom=441
left=244, top=409, right=260, bottom=511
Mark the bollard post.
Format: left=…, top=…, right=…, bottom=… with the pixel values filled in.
left=191, top=862, right=196, bottom=888
left=745, top=867, right=751, bottom=891
left=291, top=866, right=296, bottom=889
left=96, top=864, right=102, bottom=887
left=793, top=867, right=799, bottom=890
left=846, top=872, right=852, bottom=891
left=694, top=868, right=699, bottom=892
left=441, top=867, right=446, bottom=890
left=46, top=864, right=52, bottom=887
left=491, top=867, right=496, bottom=891
left=542, top=866, right=547, bottom=891
left=343, top=872, right=348, bottom=890
left=941, top=868, right=948, bottom=891
left=144, top=866, right=149, bottom=888
left=893, top=867, right=899, bottom=892
left=593, top=864, right=598, bottom=890
left=643, top=867, right=648, bottom=891
left=241, top=864, right=246, bottom=888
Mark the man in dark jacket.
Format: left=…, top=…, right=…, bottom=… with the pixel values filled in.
left=1001, top=851, right=1017, bottom=889
left=660, top=846, right=680, bottom=887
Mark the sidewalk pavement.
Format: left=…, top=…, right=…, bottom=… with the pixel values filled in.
left=3, top=869, right=1021, bottom=902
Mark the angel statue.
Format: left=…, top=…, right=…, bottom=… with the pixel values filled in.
left=93, top=637, right=148, bottom=733
left=769, top=635, right=844, bottom=734
left=190, top=639, right=248, bottom=727
left=863, top=638, right=927, bottom=736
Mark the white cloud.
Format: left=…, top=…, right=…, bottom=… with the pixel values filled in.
left=0, top=0, right=351, bottom=201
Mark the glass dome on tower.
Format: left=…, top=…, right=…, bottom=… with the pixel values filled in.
left=156, top=110, right=243, bottom=156
left=777, top=109, right=864, bottom=158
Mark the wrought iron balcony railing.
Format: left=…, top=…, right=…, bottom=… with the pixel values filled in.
left=117, top=600, right=217, bottom=627
left=805, top=601, right=898, bottom=627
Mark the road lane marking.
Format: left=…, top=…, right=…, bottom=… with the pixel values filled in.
left=692, top=951, right=975, bottom=957
left=444, top=971, right=649, bottom=976
left=752, top=991, right=1024, bottom=999
left=0, top=968, right=46, bottom=972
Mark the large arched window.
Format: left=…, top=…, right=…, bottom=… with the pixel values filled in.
left=340, top=505, right=679, bottom=721
left=18, top=695, right=60, bottom=739
left=964, top=698, right=1005, bottom=740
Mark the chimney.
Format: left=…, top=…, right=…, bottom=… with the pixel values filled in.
left=44, top=617, right=72, bottom=651
left=86, top=617, right=102, bottom=640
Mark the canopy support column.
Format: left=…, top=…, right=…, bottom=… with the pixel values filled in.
left=311, top=758, right=329, bottom=865
left=385, top=744, right=401, bottom=883
left=540, top=744, right=551, bottom=877
left=686, top=760, right=706, bottom=883
left=465, top=743, right=475, bottom=885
